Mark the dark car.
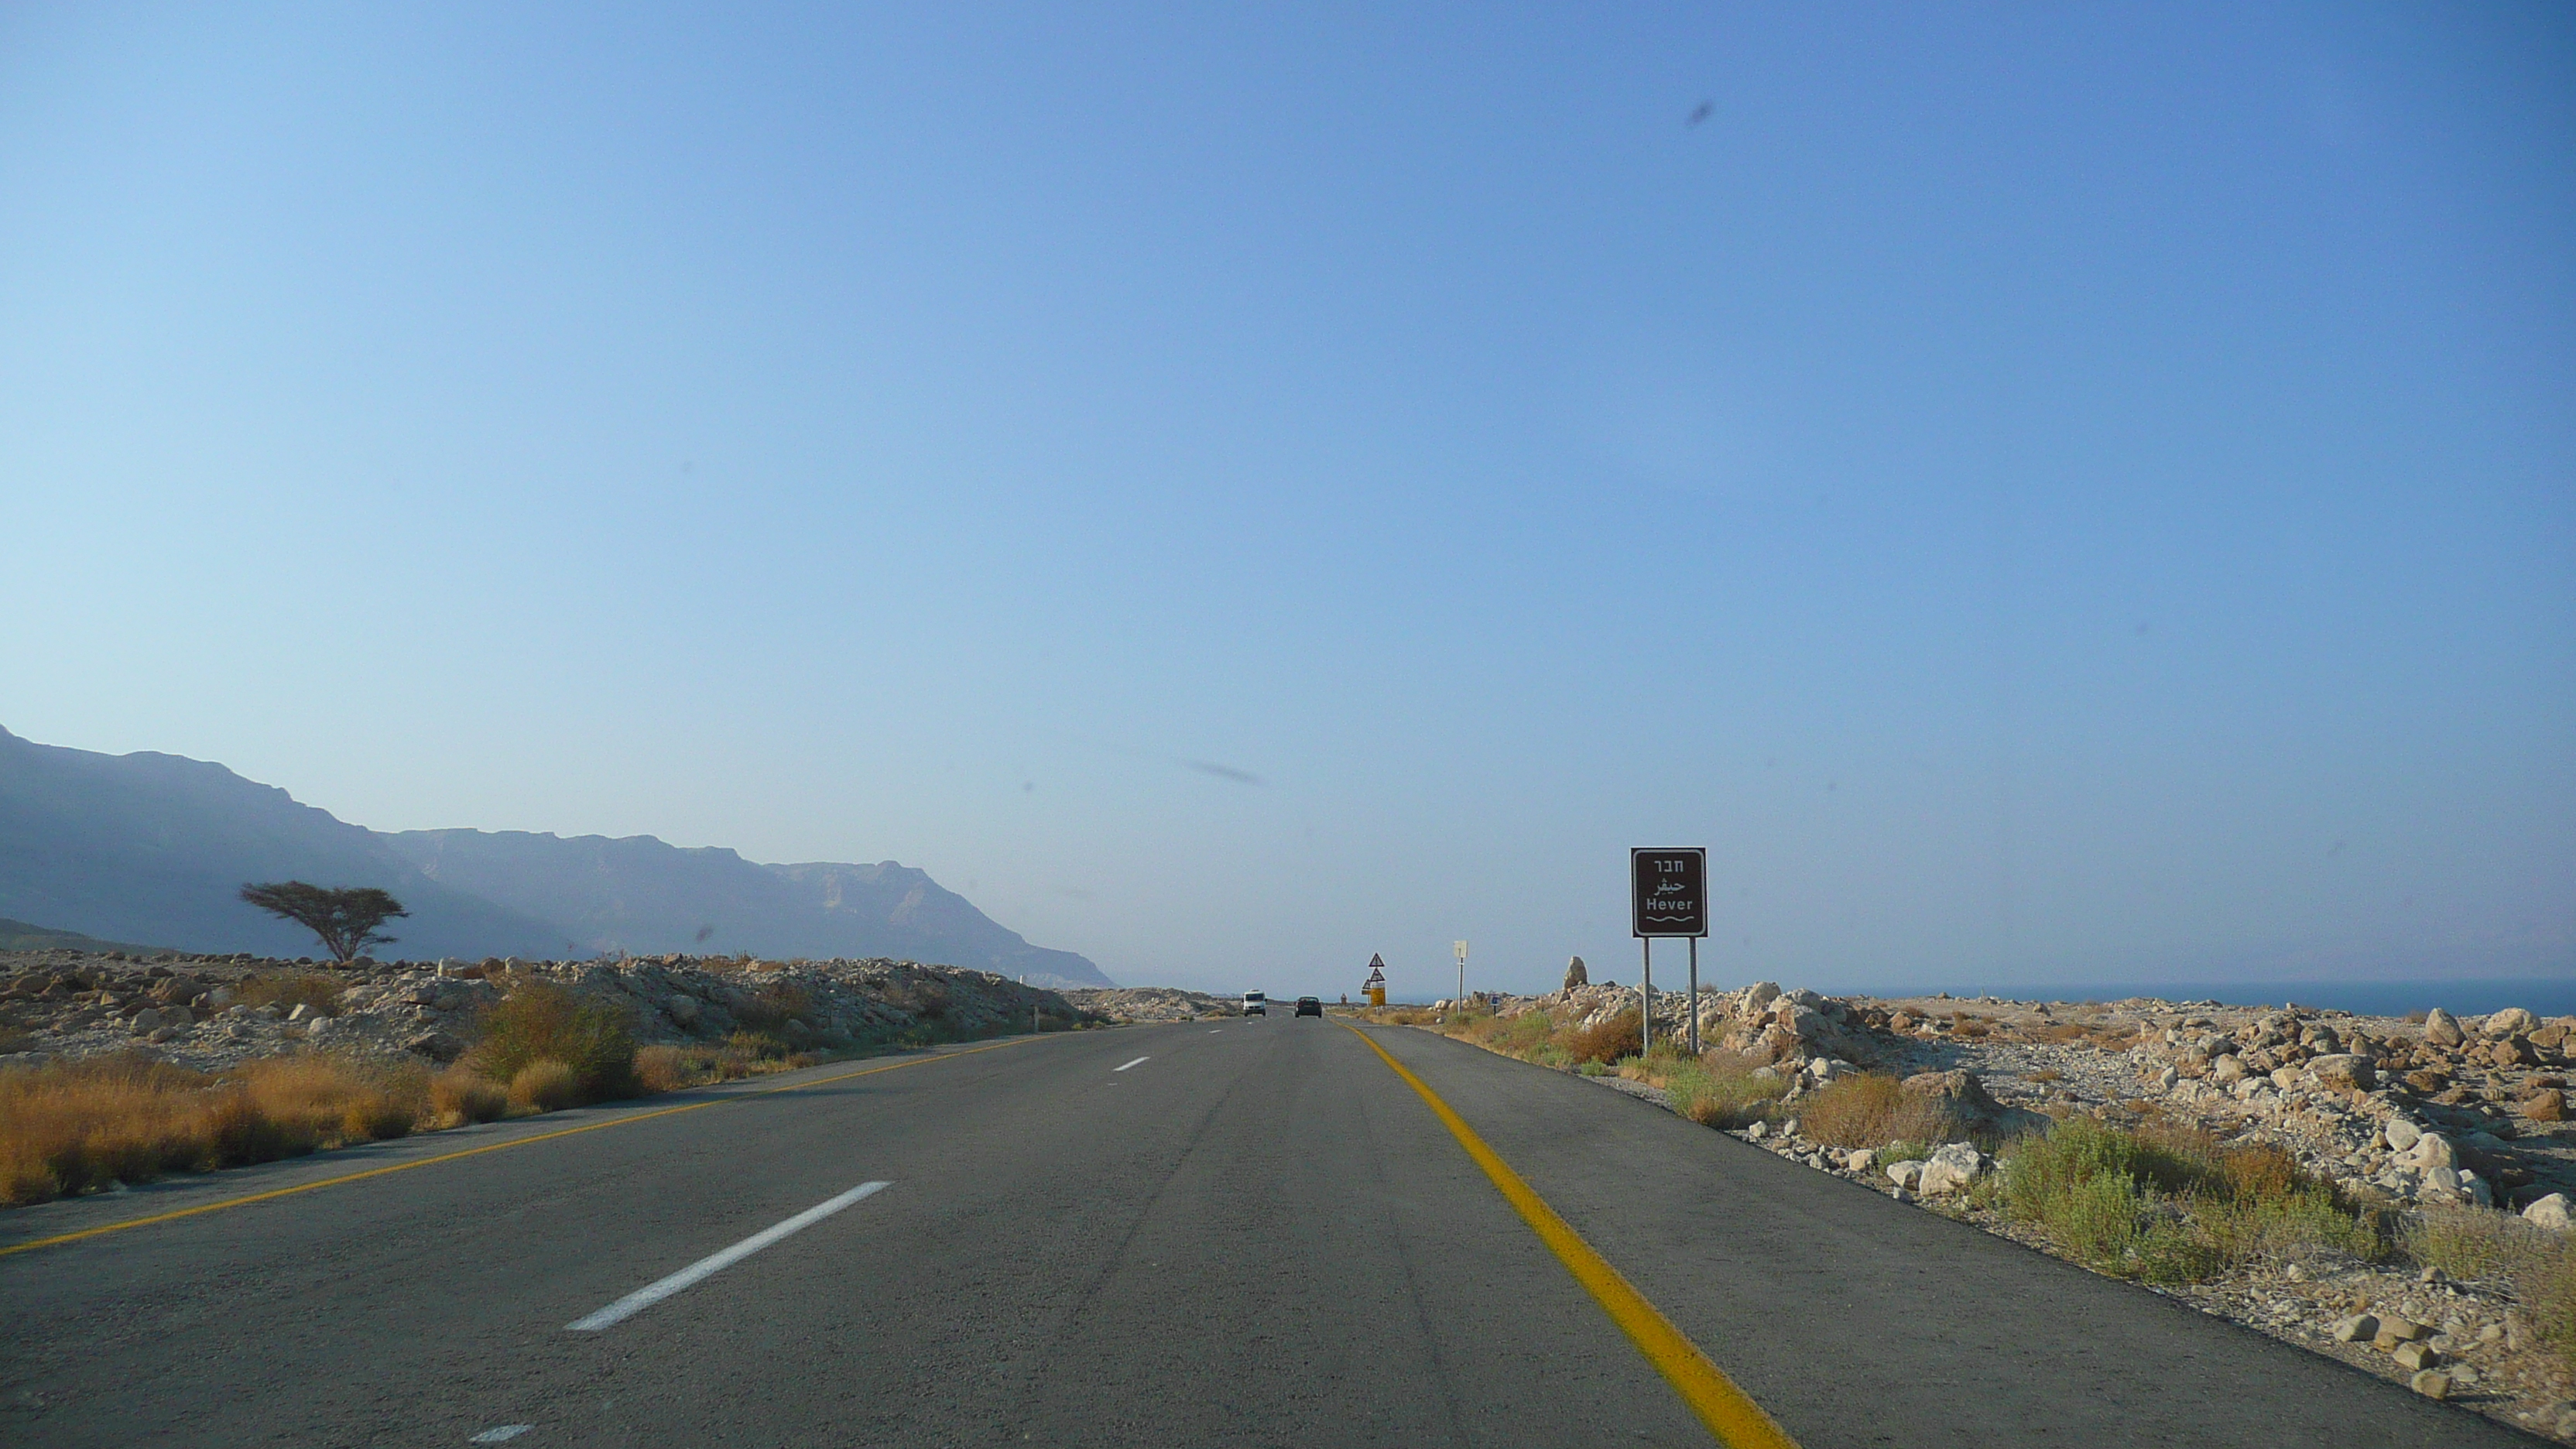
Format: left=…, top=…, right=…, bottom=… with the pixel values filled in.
left=1294, top=996, right=1323, bottom=1017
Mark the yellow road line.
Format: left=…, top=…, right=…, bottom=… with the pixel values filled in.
left=0, top=1036, right=1039, bottom=1259
left=1338, top=1021, right=1800, bottom=1449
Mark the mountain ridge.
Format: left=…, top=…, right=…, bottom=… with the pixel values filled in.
left=0, top=726, right=1112, bottom=987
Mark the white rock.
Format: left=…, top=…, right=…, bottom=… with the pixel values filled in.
left=1886, top=1159, right=1927, bottom=1191
left=2480, top=1007, right=2538, bottom=1040
left=2459, top=1170, right=2492, bottom=1208
left=2400, top=1132, right=2456, bottom=1171
left=1918, top=1142, right=1989, bottom=1196
left=2523, top=1193, right=2573, bottom=1231
left=2382, top=1118, right=2422, bottom=1152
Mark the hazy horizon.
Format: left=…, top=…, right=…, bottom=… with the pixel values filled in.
left=5, top=5, right=2569, bottom=1002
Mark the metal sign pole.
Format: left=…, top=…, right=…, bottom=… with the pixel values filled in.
left=1687, top=937, right=1699, bottom=1055
left=1639, top=937, right=1652, bottom=1057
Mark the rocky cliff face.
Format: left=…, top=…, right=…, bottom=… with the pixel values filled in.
left=0, top=725, right=1112, bottom=986
left=0, top=727, right=572, bottom=960
left=382, top=831, right=1112, bottom=987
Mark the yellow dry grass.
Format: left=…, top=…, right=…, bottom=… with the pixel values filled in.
left=0, top=1051, right=427, bottom=1207
left=507, top=1059, right=583, bottom=1113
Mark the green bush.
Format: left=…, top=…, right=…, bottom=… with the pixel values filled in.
left=465, top=983, right=637, bottom=1102
left=1998, top=1115, right=2377, bottom=1285
left=1660, top=1058, right=1788, bottom=1129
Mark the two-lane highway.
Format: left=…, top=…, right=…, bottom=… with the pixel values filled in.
left=0, top=1018, right=2526, bottom=1447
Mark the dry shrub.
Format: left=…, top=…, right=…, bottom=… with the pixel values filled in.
left=230, top=1056, right=425, bottom=1143
left=2533, top=1238, right=2576, bottom=1372
left=634, top=1044, right=701, bottom=1094
left=635, top=1036, right=817, bottom=1092
left=429, top=1067, right=507, bottom=1125
left=2035, top=1023, right=2095, bottom=1045
left=233, top=974, right=346, bottom=1017
left=1798, top=1073, right=1971, bottom=1149
left=1566, top=1010, right=1643, bottom=1067
left=509, top=1059, right=584, bottom=1113
left=2406, top=1206, right=2557, bottom=1285
left=725, top=1029, right=790, bottom=1062
left=1951, top=1014, right=1992, bottom=1039
left=1662, top=1053, right=1789, bottom=1129
left=0, top=1051, right=425, bottom=1206
left=2215, top=1140, right=2302, bottom=1203
left=466, top=983, right=636, bottom=1102
left=736, top=980, right=813, bottom=1034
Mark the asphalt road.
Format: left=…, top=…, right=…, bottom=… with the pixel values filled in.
left=0, top=1018, right=2532, bottom=1447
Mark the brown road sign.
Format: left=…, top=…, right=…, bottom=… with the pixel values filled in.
left=1631, top=848, right=1708, bottom=937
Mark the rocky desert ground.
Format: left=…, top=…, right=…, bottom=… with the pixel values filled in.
left=0, top=947, right=1101, bottom=1073
left=1424, top=977, right=2576, bottom=1440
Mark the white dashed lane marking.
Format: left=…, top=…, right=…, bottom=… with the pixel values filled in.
left=566, top=1181, right=892, bottom=1331
left=1114, top=1057, right=1150, bottom=1072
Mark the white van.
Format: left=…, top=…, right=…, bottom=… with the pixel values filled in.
left=1243, top=991, right=1266, bottom=1016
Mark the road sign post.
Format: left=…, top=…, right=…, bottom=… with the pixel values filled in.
left=1631, top=849, right=1708, bottom=1059
left=1454, top=940, right=1468, bottom=1012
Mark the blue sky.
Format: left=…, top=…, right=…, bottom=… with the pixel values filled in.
left=3, top=4, right=2569, bottom=999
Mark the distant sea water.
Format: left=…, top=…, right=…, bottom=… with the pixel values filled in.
left=1867, top=977, right=2576, bottom=1019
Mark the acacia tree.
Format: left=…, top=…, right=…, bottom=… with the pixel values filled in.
left=238, top=882, right=408, bottom=964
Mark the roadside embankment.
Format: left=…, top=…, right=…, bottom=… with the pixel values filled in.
left=1060, top=986, right=1238, bottom=1023
left=1364, top=981, right=2576, bottom=1440
left=0, top=948, right=1107, bottom=1206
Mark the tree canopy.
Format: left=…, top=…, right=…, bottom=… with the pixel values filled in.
left=238, top=882, right=408, bottom=964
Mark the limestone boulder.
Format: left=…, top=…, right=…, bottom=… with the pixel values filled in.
left=2400, top=1132, right=2458, bottom=1171
left=1901, top=1069, right=2004, bottom=1127
left=2481, top=1007, right=2539, bottom=1040
left=2423, top=1009, right=2465, bottom=1047
left=1918, top=1142, right=1990, bottom=1196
